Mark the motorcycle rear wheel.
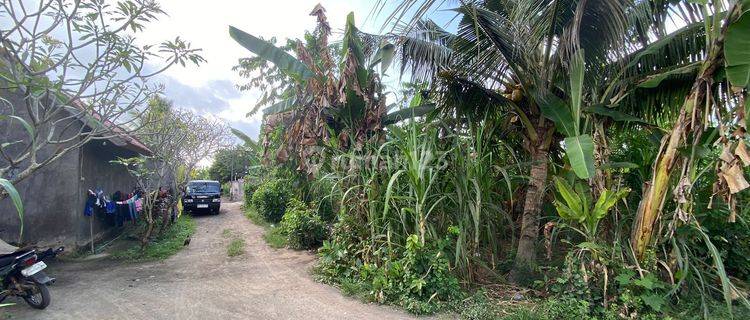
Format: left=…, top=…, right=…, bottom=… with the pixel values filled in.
left=23, top=282, right=50, bottom=309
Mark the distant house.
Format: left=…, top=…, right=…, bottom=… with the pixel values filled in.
left=0, top=89, right=152, bottom=247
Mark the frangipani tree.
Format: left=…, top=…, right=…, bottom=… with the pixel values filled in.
left=0, top=0, right=204, bottom=199
left=117, top=96, right=231, bottom=246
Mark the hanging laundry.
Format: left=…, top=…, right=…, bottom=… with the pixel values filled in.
left=106, top=201, right=116, bottom=215
left=83, top=190, right=96, bottom=216
left=112, top=191, right=126, bottom=227
left=135, top=197, right=143, bottom=213
left=95, top=188, right=109, bottom=210
left=83, top=196, right=96, bottom=216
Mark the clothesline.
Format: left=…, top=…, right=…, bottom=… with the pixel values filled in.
left=84, top=188, right=143, bottom=221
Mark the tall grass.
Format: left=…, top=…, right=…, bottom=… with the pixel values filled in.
left=321, top=119, right=522, bottom=281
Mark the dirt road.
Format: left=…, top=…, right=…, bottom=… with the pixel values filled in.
left=7, top=201, right=415, bottom=320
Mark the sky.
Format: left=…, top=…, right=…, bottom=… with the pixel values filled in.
left=137, top=0, right=408, bottom=141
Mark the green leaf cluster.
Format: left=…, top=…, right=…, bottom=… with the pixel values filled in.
left=553, top=177, right=630, bottom=240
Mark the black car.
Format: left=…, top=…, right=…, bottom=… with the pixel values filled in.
left=183, top=180, right=222, bottom=215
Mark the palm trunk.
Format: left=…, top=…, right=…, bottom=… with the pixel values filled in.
left=510, top=128, right=552, bottom=282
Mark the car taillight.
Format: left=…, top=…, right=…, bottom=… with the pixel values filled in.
left=23, top=255, right=37, bottom=266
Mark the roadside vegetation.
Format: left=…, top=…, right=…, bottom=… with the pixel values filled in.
left=229, top=1, right=750, bottom=319
left=243, top=206, right=287, bottom=249
left=110, top=215, right=196, bottom=262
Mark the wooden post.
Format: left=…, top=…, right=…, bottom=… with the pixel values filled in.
left=90, top=215, right=94, bottom=253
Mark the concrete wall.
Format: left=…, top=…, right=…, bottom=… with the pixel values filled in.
left=229, top=179, right=244, bottom=202
left=0, top=146, right=81, bottom=245
left=76, top=141, right=139, bottom=246
left=1, top=88, right=141, bottom=247
left=0, top=88, right=84, bottom=245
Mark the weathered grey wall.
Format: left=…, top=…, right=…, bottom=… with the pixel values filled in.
left=0, top=147, right=81, bottom=245
left=1, top=88, right=141, bottom=247
left=75, top=141, right=139, bottom=245
left=0, top=88, right=83, bottom=245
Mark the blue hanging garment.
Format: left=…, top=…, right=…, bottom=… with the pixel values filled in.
left=106, top=201, right=116, bottom=214
left=83, top=193, right=96, bottom=216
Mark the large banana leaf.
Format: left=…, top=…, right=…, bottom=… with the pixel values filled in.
left=229, top=26, right=315, bottom=80
left=725, top=10, right=750, bottom=88
left=569, top=51, right=585, bottom=135
left=565, top=134, right=595, bottom=179
left=553, top=177, right=585, bottom=222
left=230, top=128, right=259, bottom=150
left=538, top=93, right=576, bottom=137
left=382, top=104, right=436, bottom=125
left=260, top=97, right=296, bottom=116
left=341, top=13, right=368, bottom=88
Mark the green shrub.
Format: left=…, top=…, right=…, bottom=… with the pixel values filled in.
left=313, top=197, right=336, bottom=223
left=221, top=182, right=230, bottom=196
left=317, top=217, right=462, bottom=315
left=281, top=199, right=327, bottom=249
left=251, top=179, right=290, bottom=223
left=243, top=177, right=261, bottom=207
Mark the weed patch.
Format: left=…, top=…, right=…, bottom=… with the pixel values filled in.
left=221, top=228, right=233, bottom=238
left=227, top=238, right=246, bottom=257
left=110, top=215, right=196, bottom=262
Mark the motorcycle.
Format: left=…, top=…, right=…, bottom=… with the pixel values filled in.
left=0, top=246, right=63, bottom=309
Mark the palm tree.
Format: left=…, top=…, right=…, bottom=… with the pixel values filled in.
left=387, top=1, right=750, bottom=298
left=382, top=0, right=638, bottom=281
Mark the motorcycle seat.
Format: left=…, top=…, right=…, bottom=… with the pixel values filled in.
left=0, top=254, right=18, bottom=268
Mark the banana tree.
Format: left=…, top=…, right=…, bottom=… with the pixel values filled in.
left=585, top=0, right=750, bottom=261
left=229, top=5, right=429, bottom=174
